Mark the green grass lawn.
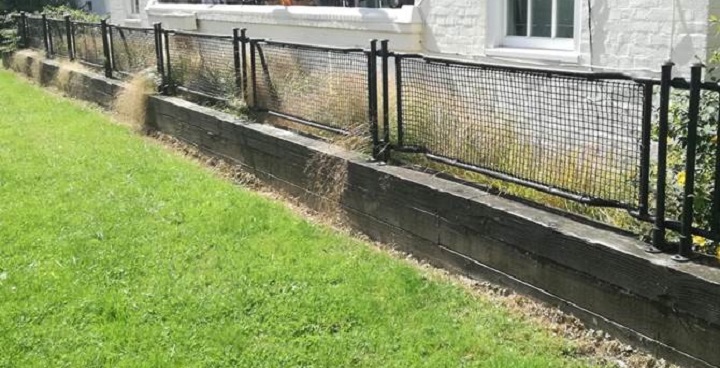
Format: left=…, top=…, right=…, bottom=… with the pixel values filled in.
left=0, top=70, right=596, bottom=367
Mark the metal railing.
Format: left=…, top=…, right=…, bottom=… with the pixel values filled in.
left=72, top=21, right=105, bottom=68
left=13, top=15, right=720, bottom=262
left=155, top=0, right=410, bottom=7
left=250, top=39, right=370, bottom=135
left=108, top=24, right=157, bottom=77
left=165, top=30, right=237, bottom=101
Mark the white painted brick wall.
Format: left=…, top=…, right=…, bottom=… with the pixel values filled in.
left=418, top=0, right=487, bottom=57
left=418, top=0, right=711, bottom=76
left=131, top=0, right=715, bottom=76
left=582, top=0, right=710, bottom=76
left=109, top=0, right=150, bottom=27
left=708, top=0, right=720, bottom=62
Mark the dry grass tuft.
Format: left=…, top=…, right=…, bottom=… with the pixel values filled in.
left=304, top=123, right=369, bottom=221
left=9, top=50, right=40, bottom=74
left=9, top=52, right=26, bottom=73
left=112, top=72, right=156, bottom=133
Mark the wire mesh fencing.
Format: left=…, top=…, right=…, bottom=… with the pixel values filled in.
left=394, top=56, right=646, bottom=208
left=251, top=40, right=369, bottom=136
left=166, top=31, right=237, bottom=101
left=46, top=18, right=69, bottom=58
left=109, top=25, right=157, bottom=76
left=24, top=16, right=45, bottom=51
left=72, top=22, right=105, bottom=67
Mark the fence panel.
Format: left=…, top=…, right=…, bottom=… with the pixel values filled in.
left=109, top=25, right=156, bottom=76
left=251, top=40, right=369, bottom=135
left=46, top=18, right=68, bottom=58
left=72, top=22, right=104, bottom=68
left=395, top=56, right=646, bottom=208
left=24, top=16, right=45, bottom=51
left=166, top=31, right=237, bottom=101
left=650, top=69, right=720, bottom=257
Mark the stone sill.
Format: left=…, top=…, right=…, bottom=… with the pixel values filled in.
left=485, top=47, right=581, bottom=64
left=146, top=0, right=422, bottom=33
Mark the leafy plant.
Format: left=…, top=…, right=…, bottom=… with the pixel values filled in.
left=0, top=13, right=17, bottom=53
left=651, top=90, right=719, bottom=256
left=42, top=4, right=103, bottom=22
left=1, top=0, right=77, bottom=13
left=651, top=22, right=720, bottom=256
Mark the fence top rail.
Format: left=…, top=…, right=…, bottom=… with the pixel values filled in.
left=109, top=24, right=154, bottom=32
left=395, top=52, right=653, bottom=83
left=73, top=20, right=102, bottom=27
left=166, top=30, right=232, bottom=40
left=252, top=39, right=366, bottom=54
left=667, top=77, right=720, bottom=92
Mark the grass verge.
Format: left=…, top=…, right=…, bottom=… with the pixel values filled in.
left=0, top=69, right=607, bottom=367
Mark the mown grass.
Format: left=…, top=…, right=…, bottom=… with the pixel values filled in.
left=0, top=70, right=601, bottom=367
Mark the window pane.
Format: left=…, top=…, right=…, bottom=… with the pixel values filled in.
left=556, top=0, right=575, bottom=38
left=507, top=0, right=528, bottom=36
left=531, top=0, right=552, bottom=37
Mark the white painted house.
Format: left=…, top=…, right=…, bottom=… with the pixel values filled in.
left=108, top=0, right=720, bottom=76
left=109, top=0, right=151, bottom=27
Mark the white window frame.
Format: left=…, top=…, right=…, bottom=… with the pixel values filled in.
left=130, top=0, right=141, bottom=15
left=497, top=0, right=581, bottom=52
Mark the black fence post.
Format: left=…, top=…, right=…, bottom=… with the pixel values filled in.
left=100, top=19, right=112, bottom=78
left=41, top=14, right=50, bottom=58
left=240, top=28, right=248, bottom=104
left=651, top=61, right=674, bottom=253
left=395, top=55, right=404, bottom=148
left=232, top=28, right=242, bottom=100
left=250, top=40, right=257, bottom=107
left=638, top=82, right=653, bottom=218
left=64, top=15, right=73, bottom=61
left=19, top=12, right=28, bottom=48
left=47, top=15, right=55, bottom=57
left=153, top=23, right=165, bottom=93
left=108, top=24, right=116, bottom=73
left=368, top=39, right=379, bottom=160
left=712, top=90, right=720, bottom=241
left=380, top=39, right=391, bottom=162
left=675, top=63, right=703, bottom=262
left=163, top=29, right=173, bottom=95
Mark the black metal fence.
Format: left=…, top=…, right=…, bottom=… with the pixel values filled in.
left=109, top=24, right=157, bottom=76
left=23, top=15, right=45, bottom=50
left=251, top=40, right=369, bottom=135
left=165, top=30, right=237, bottom=101
left=46, top=17, right=70, bottom=58
left=393, top=55, right=646, bottom=208
left=12, top=14, right=720, bottom=261
left=72, top=21, right=105, bottom=68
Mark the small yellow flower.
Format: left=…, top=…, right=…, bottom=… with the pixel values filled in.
left=692, top=235, right=706, bottom=247
left=713, top=135, right=718, bottom=144
left=677, top=171, right=686, bottom=186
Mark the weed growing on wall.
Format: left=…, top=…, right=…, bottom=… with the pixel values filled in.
left=113, top=72, right=156, bottom=133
